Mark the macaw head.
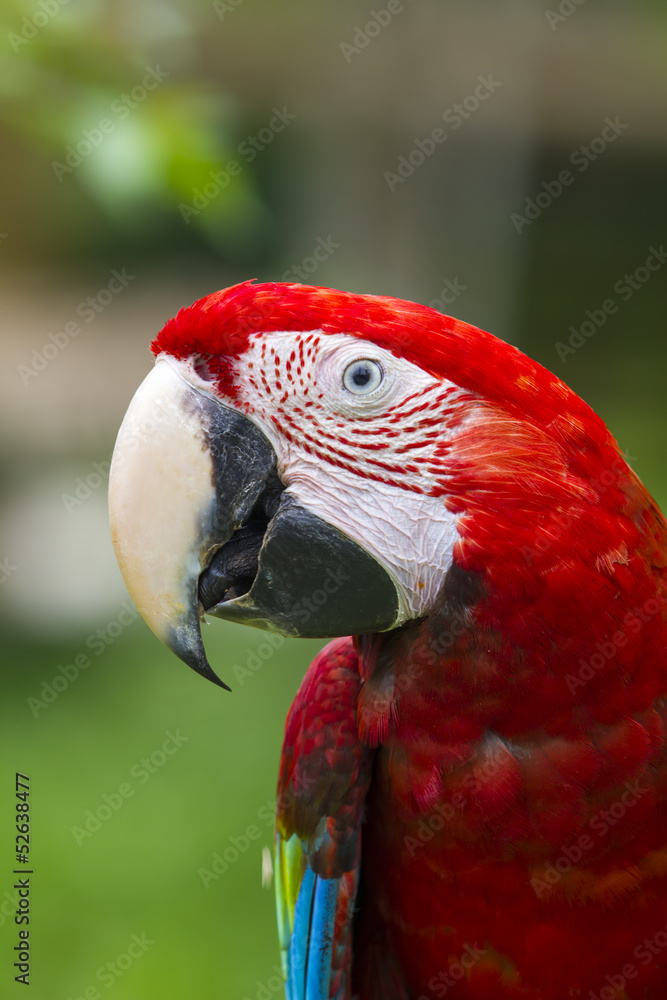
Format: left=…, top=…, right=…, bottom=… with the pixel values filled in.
left=109, top=280, right=642, bottom=691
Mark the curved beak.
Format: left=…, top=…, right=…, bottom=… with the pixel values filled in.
left=109, top=359, right=279, bottom=687
left=109, top=359, right=399, bottom=688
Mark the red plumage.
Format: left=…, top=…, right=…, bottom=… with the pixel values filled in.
left=154, top=282, right=667, bottom=998
left=153, top=280, right=606, bottom=438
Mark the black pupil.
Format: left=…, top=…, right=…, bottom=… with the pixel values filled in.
left=352, top=364, right=373, bottom=387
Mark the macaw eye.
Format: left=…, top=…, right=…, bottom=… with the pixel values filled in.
left=343, top=359, right=384, bottom=395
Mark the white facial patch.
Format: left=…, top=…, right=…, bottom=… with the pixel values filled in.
left=227, top=330, right=467, bottom=623
left=283, top=461, right=458, bottom=623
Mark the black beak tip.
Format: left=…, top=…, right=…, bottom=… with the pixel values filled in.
left=167, top=626, right=232, bottom=692
left=192, top=659, right=232, bottom=692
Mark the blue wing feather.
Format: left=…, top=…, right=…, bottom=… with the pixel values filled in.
left=279, top=848, right=340, bottom=1000
left=289, top=865, right=315, bottom=1000
left=305, top=877, right=338, bottom=1000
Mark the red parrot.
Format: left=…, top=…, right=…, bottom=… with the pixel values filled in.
left=109, top=281, right=667, bottom=999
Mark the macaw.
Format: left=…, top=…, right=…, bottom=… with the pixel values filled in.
left=109, top=281, right=667, bottom=1000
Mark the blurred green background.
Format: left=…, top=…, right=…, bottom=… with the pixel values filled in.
left=1, top=1, right=666, bottom=998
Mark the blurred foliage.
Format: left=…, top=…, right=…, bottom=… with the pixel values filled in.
left=0, top=619, right=324, bottom=998
left=0, top=0, right=271, bottom=262
left=523, top=147, right=667, bottom=508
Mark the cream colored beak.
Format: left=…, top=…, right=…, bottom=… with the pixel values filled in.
left=109, top=359, right=229, bottom=684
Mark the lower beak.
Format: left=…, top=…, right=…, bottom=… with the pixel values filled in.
left=109, top=359, right=399, bottom=688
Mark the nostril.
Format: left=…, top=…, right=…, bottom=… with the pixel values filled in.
left=193, top=355, right=216, bottom=382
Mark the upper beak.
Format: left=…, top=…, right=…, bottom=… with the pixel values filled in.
left=109, top=358, right=399, bottom=688
left=109, top=358, right=277, bottom=688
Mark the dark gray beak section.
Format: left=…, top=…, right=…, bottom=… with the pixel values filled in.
left=200, top=494, right=399, bottom=638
